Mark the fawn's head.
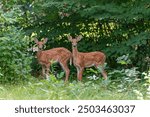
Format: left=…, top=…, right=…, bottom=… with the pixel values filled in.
left=34, top=38, right=48, bottom=50
left=68, top=35, right=82, bottom=47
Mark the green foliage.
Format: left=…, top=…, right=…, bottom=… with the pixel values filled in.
left=0, top=0, right=150, bottom=85
left=131, top=70, right=150, bottom=100
left=0, top=27, right=32, bottom=83
left=0, top=79, right=139, bottom=100
left=17, top=0, right=149, bottom=72
left=143, top=70, right=150, bottom=99
left=0, top=4, right=32, bottom=83
left=117, top=54, right=132, bottom=65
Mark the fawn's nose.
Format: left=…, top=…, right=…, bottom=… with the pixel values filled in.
left=73, top=45, right=76, bottom=47
left=38, top=45, right=43, bottom=50
left=72, top=43, right=77, bottom=47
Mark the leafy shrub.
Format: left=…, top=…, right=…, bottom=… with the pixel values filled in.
left=143, top=70, right=150, bottom=99
left=0, top=3, right=33, bottom=83
left=132, top=71, right=150, bottom=100
left=107, top=57, right=140, bottom=93
left=0, top=27, right=32, bottom=83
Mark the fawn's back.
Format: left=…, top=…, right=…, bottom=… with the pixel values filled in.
left=37, top=47, right=72, bottom=66
left=74, top=51, right=106, bottom=68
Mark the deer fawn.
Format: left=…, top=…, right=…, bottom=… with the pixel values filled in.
left=34, top=38, right=72, bottom=81
left=68, top=35, right=107, bottom=81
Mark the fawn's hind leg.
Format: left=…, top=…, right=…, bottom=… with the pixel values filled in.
left=96, top=64, right=107, bottom=80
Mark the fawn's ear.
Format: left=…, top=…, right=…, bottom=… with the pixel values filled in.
left=43, top=38, right=48, bottom=44
left=76, top=35, right=82, bottom=42
left=68, top=35, right=73, bottom=42
left=34, top=38, right=39, bottom=44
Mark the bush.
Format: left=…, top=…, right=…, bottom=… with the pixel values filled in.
left=0, top=27, right=32, bottom=83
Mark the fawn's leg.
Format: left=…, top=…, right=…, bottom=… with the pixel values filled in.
left=77, top=67, right=84, bottom=81
left=96, top=65, right=107, bottom=80
left=60, top=61, right=70, bottom=82
left=45, top=64, right=50, bottom=80
left=42, top=65, right=46, bottom=78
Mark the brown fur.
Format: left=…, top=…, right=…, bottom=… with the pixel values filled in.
left=34, top=39, right=72, bottom=81
left=68, top=35, right=107, bottom=81
left=73, top=51, right=106, bottom=68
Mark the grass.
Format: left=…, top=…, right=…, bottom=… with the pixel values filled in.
left=0, top=77, right=141, bottom=100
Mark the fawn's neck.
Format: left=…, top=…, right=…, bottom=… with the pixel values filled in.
left=72, top=46, right=78, bottom=58
left=36, top=50, right=42, bottom=59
